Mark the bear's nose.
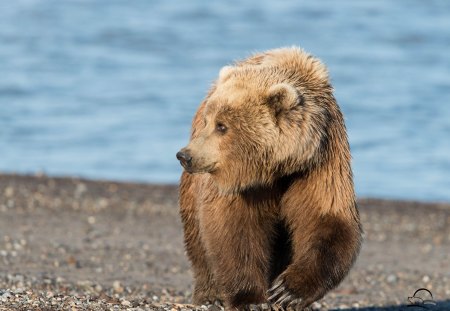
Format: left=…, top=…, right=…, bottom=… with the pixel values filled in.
left=176, top=150, right=192, bottom=168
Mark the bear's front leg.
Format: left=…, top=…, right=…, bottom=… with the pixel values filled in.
left=179, top=173, right=224, bottom=305
left=268, top=208, right=362, bottom=310
left=199, top=192, right=277, bottom=310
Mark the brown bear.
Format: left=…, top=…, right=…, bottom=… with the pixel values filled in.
left=176, top=47, right=362, bottom=310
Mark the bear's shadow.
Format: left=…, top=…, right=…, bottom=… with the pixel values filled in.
left=332, top=299, right=450, bottom=311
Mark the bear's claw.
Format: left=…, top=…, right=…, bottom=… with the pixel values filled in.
left=276, top=292, right=294, bottom=307
left=268, top=286, right=284, bottom=301
left=242, top=303, right=271, bottom=311
left=267, top=279, right=303, bottom=309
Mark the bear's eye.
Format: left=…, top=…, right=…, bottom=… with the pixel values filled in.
left=215, top=122, right=227, bottom=134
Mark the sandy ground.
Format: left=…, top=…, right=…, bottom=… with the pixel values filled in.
left=0, top=173, right=449, bottom=310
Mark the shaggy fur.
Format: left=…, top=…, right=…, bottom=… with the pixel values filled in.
left=177, top=47, right=362, bottom=310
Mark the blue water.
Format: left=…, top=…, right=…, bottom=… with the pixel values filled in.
left=1, top=1, right=449, bottom=202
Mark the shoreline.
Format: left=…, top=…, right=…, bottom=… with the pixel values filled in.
left=1, top=173, right=449, bottom=310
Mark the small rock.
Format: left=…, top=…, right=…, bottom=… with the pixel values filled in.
left=121, top=300, right=131, bottom=306
left=12, top=288, right=25, bottom=294
left=1, top=291, right=11, bottom=299
left=4, top=187, right=14, bottom=198
left=113, top=280, right=123, bottom=293
left=421, top=244, right=433, bottom=253
left=56, top=276, right=65, bottom=283
left=387, top=274, right=397, bottom=283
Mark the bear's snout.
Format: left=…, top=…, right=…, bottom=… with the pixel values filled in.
left=176, top=149, right=193, bottom=170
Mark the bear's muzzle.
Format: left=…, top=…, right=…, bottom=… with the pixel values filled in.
left=176, top=149, right=193, bottom=170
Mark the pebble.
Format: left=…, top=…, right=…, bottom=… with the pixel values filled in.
left=386, top=274, right=397, bottom=283
left=113, top=280, right=124, bottom=293
left=1, top=291, right=11, bottom=298
left=121, top=299, right=131, bottom=306
left=4, top=187, right=14, bottom=198
left=74, top=183, right=87, bottom=198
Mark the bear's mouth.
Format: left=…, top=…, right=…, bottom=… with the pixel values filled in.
left=184, top=163, right=217, bottom=175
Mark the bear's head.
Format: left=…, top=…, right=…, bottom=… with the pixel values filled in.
left=177, top=49, right=346, bottom=193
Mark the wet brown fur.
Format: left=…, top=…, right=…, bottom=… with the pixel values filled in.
left=178, top=47, right=362, bottom=310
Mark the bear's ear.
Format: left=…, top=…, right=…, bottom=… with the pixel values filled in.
left=218, top=65, right=234, bottom=82
left=267, top=83, right=302, bottom=113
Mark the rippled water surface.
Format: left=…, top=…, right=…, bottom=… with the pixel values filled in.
left=1, top=1, right=449, bottom=201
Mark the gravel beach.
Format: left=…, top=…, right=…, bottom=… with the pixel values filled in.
left=0, top=173, right=449, bottom=310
